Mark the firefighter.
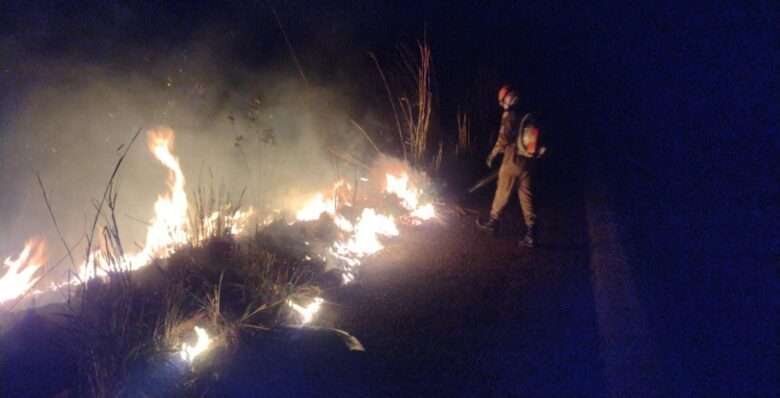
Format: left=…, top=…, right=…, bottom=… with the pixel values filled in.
left=477, top=84, right=546, bottom=248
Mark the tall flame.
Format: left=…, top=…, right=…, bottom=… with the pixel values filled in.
left=77, top=128, right=192, bottom=280
left=141, top=127, right=189, bottom=261
left=0, top=240, right=46, bottom=303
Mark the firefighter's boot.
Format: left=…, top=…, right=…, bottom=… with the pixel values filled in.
left=476, top=216, right=499, bottom=233
left=519, top=225, right=537, bottom=248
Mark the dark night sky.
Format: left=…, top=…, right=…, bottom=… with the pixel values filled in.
left=0, top=0, right=776, bottom=394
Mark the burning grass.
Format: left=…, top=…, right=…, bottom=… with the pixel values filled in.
left=0, top=125, right=440, bottom=396
left=0, top=28, right=458, bottom=394
left=65, top=231, right=326, bottom=397
left=0, top=129, right=323, bottom=396
left=64, top=169, right=328, bottom=396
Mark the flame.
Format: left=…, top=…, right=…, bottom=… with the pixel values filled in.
left=180, top=326, right=212, bottom=363
left=0, top=240, right=47, bottom=303
left=71, top=128, right=248, bottom=281
left=332, top=209, right=398, bottom=259
left=2, top=129, right=438, bottom=305
left=292, top=168, right=436, bottom=282
left=288, top=296, right=324, bottom=325
left=384, top=172, right=436, bottom=223
left=293, top=180, right=353, bottom=223
left=385, top=173, right=419, bottom=210
left=141, top=127, right=189, bottom=261
left=75, top=128, right=195, bottom=280
left=203, top=207, right=255, bottom=237
left=295, top=193, right=336, bottom=222
left=410, top=203, right=436, bottom=221
left=76, top=128, right=256, bottom=280
left=226, top=207, right=254, bottom=235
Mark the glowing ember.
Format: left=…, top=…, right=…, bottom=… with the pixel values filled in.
left=180, top=326, right=212, bottom=363
left=288, top=296, right=324, bottom=325
left=0, top=240, right=46, bottom=303
left=295, top=193, right=335, bottom=222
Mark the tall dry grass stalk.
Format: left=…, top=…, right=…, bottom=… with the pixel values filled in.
left=399, top=40, right=433, bottom=166
left=369, top=37, right=433, bottom=166
left=456, top=110, right=471, bottom=156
